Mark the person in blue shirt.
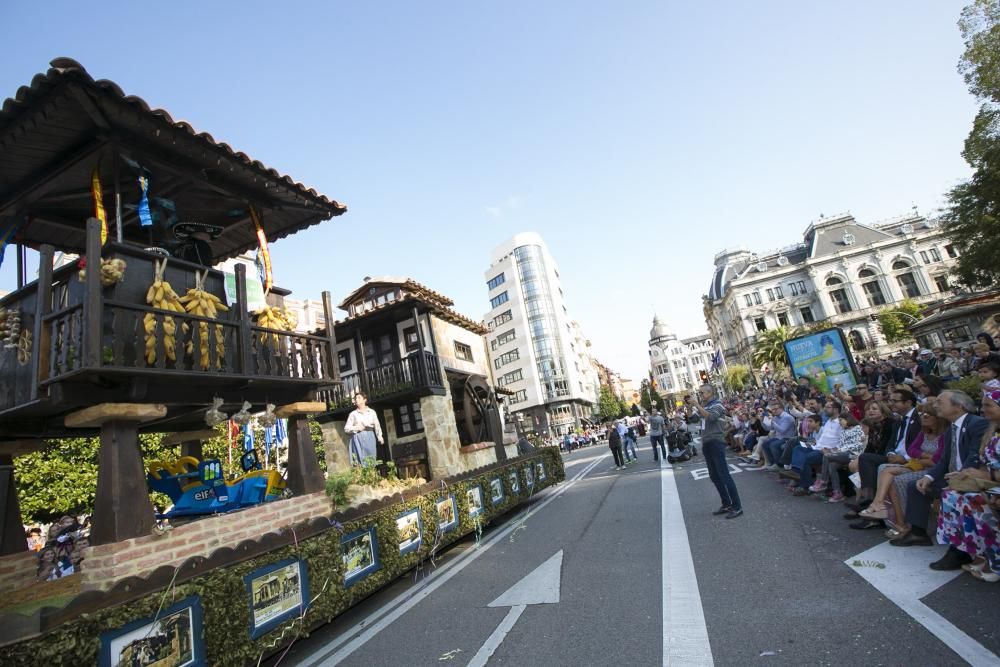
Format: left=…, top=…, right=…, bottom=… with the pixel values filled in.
left=761, top=401, right=798, bottom=471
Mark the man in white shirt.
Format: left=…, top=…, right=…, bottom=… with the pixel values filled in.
left=788, top=400, right=843, bottom=495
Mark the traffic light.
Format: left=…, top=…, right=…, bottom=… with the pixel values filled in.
left=699, top=370, right=709, bottom=382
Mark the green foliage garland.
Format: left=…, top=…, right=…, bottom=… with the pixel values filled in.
left=2, top=449, right=564, bottom=666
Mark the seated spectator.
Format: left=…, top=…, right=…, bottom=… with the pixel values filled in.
left=978, top=361, right=1000, bottom=403
left=788, top=400, right=843, bottom=495
left=932, top=392, right=1000, bottom=576
left=811, top=412, right=865, bottom=501
left=911, top=374, right=945, bottom=403
left=762, top=401, right=798, bottom=471
left=937, top=347, right=962, bottom=381
left=890, top=390, right=990, bottom=551
left=859, top=401, right=946, bottom=523
left=977, top=332, right=999, bottom=352
left=848, top=388, right=919, bottom=516
left=25, top=526, right=44, bottom=552
left=971, top=342, right=1000, bottom=371
left=916, top=349, right=938, bottom=377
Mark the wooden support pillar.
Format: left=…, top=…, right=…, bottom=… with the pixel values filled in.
left=276, top=403, right=326, bottom=496
left=65, top=403, right=166, bottom=546
left=160, top=429, right=217, bottom=461
left=180, top=440, right=204, bottom=460
left=0, top=455, right=28, bottom=555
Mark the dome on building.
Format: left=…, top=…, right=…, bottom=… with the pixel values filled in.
left=650, top=315, right=675, bottom=342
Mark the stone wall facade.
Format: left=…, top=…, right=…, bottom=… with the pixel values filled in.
left=79, top=491, right=331, bottom=591
left=421, top=386, right=463, bottom=480
left=320, top=420, right=351, bottom=473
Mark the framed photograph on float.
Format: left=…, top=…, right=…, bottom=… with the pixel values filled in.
left=436, top=495, right=459, bottom=533
left=467, top=485, right=485, bottom=518
left=508, top=470, right=520, bottom=494
left=244, top=558, right=309, bottom=639
left=342, top=526, right=381, bottom=587
left=524, top=464, right=535, bottom=488
left=396, top=507, right=422, bottom=555
left=99, top=596, right=205, bottom=667
left=536, top=461, right=547, bottom=482
left=489, top=477, right=505, bottom=505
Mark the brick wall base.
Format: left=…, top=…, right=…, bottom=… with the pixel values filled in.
left=80, top=491, right=331, bottom=591
left=0, top=551, right=39, bottom=595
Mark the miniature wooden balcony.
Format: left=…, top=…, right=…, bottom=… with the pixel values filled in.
left=319, top=351, right=445, bottom=417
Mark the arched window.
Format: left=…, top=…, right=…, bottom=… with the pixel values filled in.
left=892, top=260, right=921, bottom=298
left=826, top=276, right=852, bottom=314
left=858, top=268, right=886, bottom=306
left=848, top=330, right=867, bottom=350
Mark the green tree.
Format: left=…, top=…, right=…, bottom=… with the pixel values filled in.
left=877, top=299, right=924, bottom=344
left=941, top=1, right=1000, bottom=288
left=723, top=364, right=751, bottom=392
left=752, top=326, right=798, bottom=372
left=597, top=385, right=621, bottom=422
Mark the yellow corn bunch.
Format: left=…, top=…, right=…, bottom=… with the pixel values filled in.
left=144, top=274, right=186, bottom=365
left=253, top=305, right=294, bottom=348
left=179, top=285, right=229, bottom=370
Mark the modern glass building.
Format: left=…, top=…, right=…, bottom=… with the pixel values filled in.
left=484, top=233, right=598, bottom=436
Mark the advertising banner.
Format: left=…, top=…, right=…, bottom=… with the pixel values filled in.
left=782, top=328, right=860, bottom=394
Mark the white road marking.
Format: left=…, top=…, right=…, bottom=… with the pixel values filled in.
left=690, top=463, right=742, bottom=481
left=846, top=541, right=1000, bottom=666
left=660, top=460, right=714, bottom=666
left=298, top=455, right=608, bottom=666
left=468, top=550, right=564, bottom=666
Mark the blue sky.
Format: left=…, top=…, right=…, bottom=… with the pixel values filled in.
left=0, top=1, right=978, bottom=380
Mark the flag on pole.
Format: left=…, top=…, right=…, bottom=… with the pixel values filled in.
left=249, top=206, right=272, bottom=292
left=710, top=350, right=723, bottom=372
left=242, top=424, right=254, bottom=452
left=90, top=167, right=108, bottom=244
left=137, top=176, right=153, bottom=227
left=0, top=217, right=23, bottom=271
left=263, top=425, right=273, bottom=467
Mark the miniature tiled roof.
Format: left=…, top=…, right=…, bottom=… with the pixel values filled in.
left=336, top=277, right=488, bottom=335
left=0, top=58, right=346, bottom=259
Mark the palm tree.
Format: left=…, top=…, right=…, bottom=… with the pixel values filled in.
left=752, top=326, right=800, bottom=372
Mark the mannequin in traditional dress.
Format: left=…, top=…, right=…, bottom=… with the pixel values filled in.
left=344, top=392, right=383, bottom=466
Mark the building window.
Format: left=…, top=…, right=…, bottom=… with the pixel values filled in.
left=943, top=325, right=972, bottom=343
left=752, top=291, right=762, bottom=305
left=775, top=285, right=783, bottom=299
left=487, top=273, right=506, bottom=290
left=920, top=250, right=930, bottom=264
left=337, top=349, right=352, bottom=374
left=509, top=389, right=527, bottom=405
left=799, top=307, right=815, bottom=324
left=895, top=271, right=921, bottom=298
left=395, top=401, right=424, bottom=435
left=767, top=288, right=775, bottom=302
left=490, top=291, right=509, bottom=309
left=754, top=317, right=767, bottom=332
left=796, top=281, right=807, bottom=294
left=403, top=326, right=421, bottom=353
left=777, top=312, right=789, bottom=327
left=930, top=248, right=942, bottom=262
left=826, top=276, right=853, bottom=314
left=934, top=275, right=950, bottom=292
left=491, top=329, right=516, bottom=351
left=495, top=349, right=520, bottom=369
left=498, top=369, right=523, bottom=386
left=945, top=244, right=959, bottom=258
left=789, top=282, right=799, bottom=296
left=493, top=310, right=513, bottom=328
left=859, top=269, right=886, bottom=307
left=454, top=341, right=474, bottom=362
left=744, top=294, right=752, bottom=307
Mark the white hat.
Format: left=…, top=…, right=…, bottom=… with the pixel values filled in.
left=919, top=349, right=932, bottom=356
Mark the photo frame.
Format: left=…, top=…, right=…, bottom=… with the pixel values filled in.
left=509, top=470, right=520, bottom=494
left=467, top=485, right=485, bottom=518
left=536, top=461, right=547, bottom=482
left=342, top=526, right=381, bottom=587
left=244, top=558, right=309, bottom=639
left=436, top=495, right=459, bottom=533
left=524, top=464, right=535, bottom=488
left=489, top=476, right=505, bottom=505
left=396, top=507, right=422, bottom=554
left=99, top=596, right=205, bottom=667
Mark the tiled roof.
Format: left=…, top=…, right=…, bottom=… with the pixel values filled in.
left=0, top=58, right=346, bottom=260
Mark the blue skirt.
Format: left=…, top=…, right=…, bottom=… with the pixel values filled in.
left=350, top=430, right=378, bottom=465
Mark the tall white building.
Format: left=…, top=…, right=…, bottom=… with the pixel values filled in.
left=648, top=316, right=718, bottom=395
left=703, top=211, right=961, bottom=368
left=484, top=233, right=596, bottom=436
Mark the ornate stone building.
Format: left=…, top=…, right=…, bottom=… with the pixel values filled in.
left=703, top=212, right=960, bottom=368
left=648, top=316, right=717, bottom=397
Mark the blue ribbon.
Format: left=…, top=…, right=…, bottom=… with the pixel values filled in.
left=137, top=176, right=153, bottom=227
left=0, top=217, right=23, bottom=271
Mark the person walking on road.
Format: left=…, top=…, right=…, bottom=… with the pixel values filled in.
left=608, top=423, right=626, bottom=470
left=623, top=423, right=639, bottom=464
left=649, top=409, right=667, bottom=461
left=691, top=384, right=743, bottom=519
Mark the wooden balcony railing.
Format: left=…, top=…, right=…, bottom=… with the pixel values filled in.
left=320, top=352, right=444, bottom=413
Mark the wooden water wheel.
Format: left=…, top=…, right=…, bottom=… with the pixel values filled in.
left=461, top=375, right=503, bottom=445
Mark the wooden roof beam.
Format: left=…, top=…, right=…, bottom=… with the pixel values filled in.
left=0, top=136, right=107, bottom=217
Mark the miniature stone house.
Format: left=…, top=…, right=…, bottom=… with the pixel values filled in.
left=317, top=277, right=506, bottom=479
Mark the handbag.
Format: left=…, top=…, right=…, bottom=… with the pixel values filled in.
left=947, top=474, right=996, bottom=493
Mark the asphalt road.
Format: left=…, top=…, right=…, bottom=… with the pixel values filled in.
left=271, top=439, right=1000, bottom=667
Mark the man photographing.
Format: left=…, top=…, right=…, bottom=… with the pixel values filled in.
left=690, top=384, right=743, bottom=519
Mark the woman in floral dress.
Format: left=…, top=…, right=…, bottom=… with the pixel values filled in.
left=935, top=392, right=1000, bottom=582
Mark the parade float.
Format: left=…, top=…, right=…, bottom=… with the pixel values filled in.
left=0, top=60, right=564, bottom=665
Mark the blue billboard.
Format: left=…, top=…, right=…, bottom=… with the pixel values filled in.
left=782, top=328, right=860, bottom=394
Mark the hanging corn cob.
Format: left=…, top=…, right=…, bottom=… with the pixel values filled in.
left=178, top=269, right=229, bottom=370
left=253, top=304, right=295, bottom=348
left=144, top=258, right=186, bottom=365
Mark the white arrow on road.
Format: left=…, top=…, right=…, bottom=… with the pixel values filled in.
left=467, top=549, right=563, bottom=667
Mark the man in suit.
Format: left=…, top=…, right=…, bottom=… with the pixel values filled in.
left=848, top=386, right=921, bottom=519
left=891, top=390, right=990, bottom=559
